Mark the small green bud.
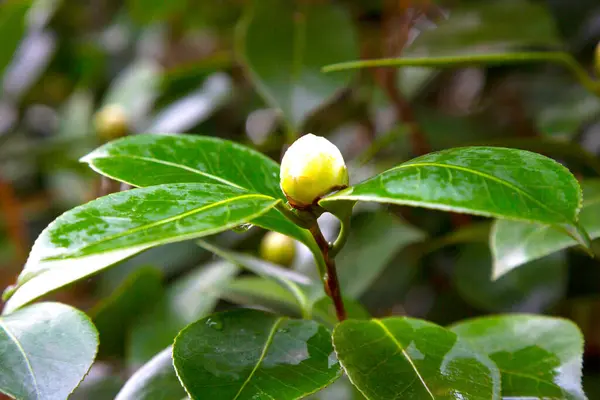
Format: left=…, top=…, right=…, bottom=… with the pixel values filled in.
left=94, top=104, right=129, bottom=140
left=280, top=134, right=348, bottom=208
left=260, top=231, right=296, bottom=267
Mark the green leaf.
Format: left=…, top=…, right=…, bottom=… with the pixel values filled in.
left=337, top=212, right=425, bottom=298
left=0, top=0, right=31, bottom=78
left=237, top=0, right=358, bottom=131
left=321, top=147, right=583, bottom=227
left=3, top=183, right=279, bottom=313
left=81, top=134, right=319, bottom=254
left=173, top=309, right=341, bottom=399
left=83, top=127, right=282, bottom=198
left=116, top=347, right=187, bottom=400
left=101, top=60, right=161, bottom=125
left=451, top=315, right=586, bottom=399
left=0, top=302, right=99, bottom=400
left=491, top=179, right=600, bottom=277
left=91, top=266, right=164, bottom=359
left=454, top=244, right=566, bottom=312
left=333, top=317, right=501, bottom=399
left=128, top=261, right=239, bottom=366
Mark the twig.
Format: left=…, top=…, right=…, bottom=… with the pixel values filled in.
left=0, top=178, right=28, bottom=262
left=309, top=224, right=346, bottom=321
left=376, top=0, right=431, bottom=156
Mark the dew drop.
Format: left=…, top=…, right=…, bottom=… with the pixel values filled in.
left=232, top=223, right=253, bottom=233
left=205, top=317, right=223, bottom=331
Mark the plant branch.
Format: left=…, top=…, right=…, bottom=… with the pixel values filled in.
left=309, top=223, right=346, bottom=321
left=323, top=52, right=600, bottom=98
left=376, top=0, right=431, bottom=156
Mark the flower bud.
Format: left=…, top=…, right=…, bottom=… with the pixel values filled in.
left=280, top=134, right=348, bottom=207
left=260, top=231, right=296, bottom=267
left=94, top=104, right=129, bottom=141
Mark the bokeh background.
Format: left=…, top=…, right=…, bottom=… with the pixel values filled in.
left=2, top=0, right=600, bottom=398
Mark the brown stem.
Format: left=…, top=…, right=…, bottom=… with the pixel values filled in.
left=373, top=0, right=432, bottom=157
left=0, top=178, right=28, bottom=263
left=309, top=224, right=347, bottom=321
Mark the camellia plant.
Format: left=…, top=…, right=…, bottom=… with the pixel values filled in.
left=0, top=131, right=592, bottom=399
left=4, top=0, right=600, bottom=399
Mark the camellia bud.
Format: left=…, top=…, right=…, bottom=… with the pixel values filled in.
left=260, top=231, right=296, bottom=267
left=94, top=104, right=129, bottom=141
left=280, top=134, right=348, bottom=208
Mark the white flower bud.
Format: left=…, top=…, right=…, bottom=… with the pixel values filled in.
left=280, top=134, right=348, bottom=208
left=260, top=231, right=296, bottom=267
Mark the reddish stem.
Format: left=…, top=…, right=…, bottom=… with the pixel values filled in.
left=309, top=224, right=347, bottom=321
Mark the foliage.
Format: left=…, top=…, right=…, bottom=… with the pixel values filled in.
left=1, top=0, right=600, bottom=399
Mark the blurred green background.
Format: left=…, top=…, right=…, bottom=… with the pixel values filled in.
left=2, top=0, right=600, bottom=398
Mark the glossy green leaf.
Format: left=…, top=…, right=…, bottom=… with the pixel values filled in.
left=237, top=0, right=358, bottom=130
left=116, top=347, right=187, bottom=400
left=101, top=60, right=160, bottom=125
left=128, top=261, right=239, bottom=366
left=3, top=183, right=279, bottom=313
left=173, top=309, right=341, bottom=399
left=91, top=266, right=163, bottom=359
left=83, top=124, right=282, bottom=198
left=454, top=244, right=566, bottom=312
left=147, top=73, right=232, bottom=133
left=321, top=147, right=583, bottom=228
left=337, top=212, right=425, bottom=298
left=81, top=134, right=319, bottom=254
left=0, top=0, right=31, bottom=78
left=0, top=302, right=99, bottom=400
left=491, top=180, right=600, bottom=277
left=452, top=315, right=586, bottom=399
left=333, top=317, right=501, bottom=399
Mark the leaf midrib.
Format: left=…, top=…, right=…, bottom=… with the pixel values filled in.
left=373, top=320, right=435, bottom=400
left=333, top=162, right=573, bottom=223
left=232, top=317, right=286, bottom=400
left=88, top=154, right=246, bottom=190
left=44, top=194, right=275, bottom=261
left=0, top=319, right=40, bottom=399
